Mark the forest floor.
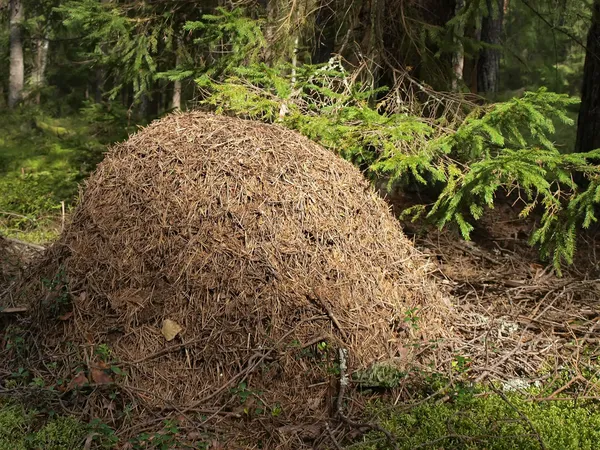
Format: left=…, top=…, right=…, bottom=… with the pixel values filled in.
left=3, top=200, right=600, bottom=449
left=409, top=210, right=600, bottom=392
left=2, top=113, right=600, bottom=447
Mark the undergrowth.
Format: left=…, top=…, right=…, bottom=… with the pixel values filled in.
left=0, top=105, right=130, bottom=243
left=3, top=384, right=600, bottom=449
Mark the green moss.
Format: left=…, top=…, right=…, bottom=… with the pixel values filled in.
left=0, top=404, right=31, bottom=450
left=353, top=392, right=600, bottom=449
left=0, top=402, right=86, bottom=450
left=31, top=416, right=87, bottom=450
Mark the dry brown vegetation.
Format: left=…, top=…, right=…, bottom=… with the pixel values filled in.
left=3, top=113, right=600, bottom=449
left=1, top=112, right=454, bottom=448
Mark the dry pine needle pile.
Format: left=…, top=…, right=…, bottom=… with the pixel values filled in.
left=5, top=112, right=452, bottom=441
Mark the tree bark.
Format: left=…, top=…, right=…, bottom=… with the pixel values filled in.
left=8, top=0, right=24, bottom=108
left=31, top=34, right=50, bottom=105
left=452, top=0, right=466, bottom=91
left=477, top=0, right=505, bottom=93
left=95, top=0, right=111, bottom=103
left=576, top=0, right=600, bottom=153
left=172, top=47, right=182, bottom=111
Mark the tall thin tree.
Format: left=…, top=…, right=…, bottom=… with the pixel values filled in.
left=172, top=40, right=182, bottom=111
left=452, top=0, right=466, bottom=91
left=8, top=0, right=24, bottom=108
left=31, top=33, right=50, bottom=105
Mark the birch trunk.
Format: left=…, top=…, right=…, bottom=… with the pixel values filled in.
left=31, top=34, right=50, bottom=104
left=8, top=0, right=24, bottom=108
left=452, top=0, right=466, bottom=91
left=172, top=50, right=182, bottom=111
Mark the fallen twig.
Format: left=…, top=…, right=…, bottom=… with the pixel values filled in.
left=4, top=237, right=46, bottom=251
left=335, top=347, right=400, bottom=450
left=0, top=306, right=28, bottom=314
left=489, top=384, right=546, bottom=450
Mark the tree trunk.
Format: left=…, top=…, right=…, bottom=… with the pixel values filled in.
left=138, top=93, right=149, bottom=119
left=94, top=68, right=104, bottom=103
left=576, top=0, right=600, bottom=153
left=172, top=48, right=182, bottom=111
left=264, top=0, right=277, bottom=61
left=8, top=0, right=24, bottom=108
left=477, top=0, right=504, bottom=93
left=452, top=0, right=466, bottom=91
left=351, top=0, right=384, bottom=92
left=31, top=34, right=50, bottom=105
left=95, top=0, right=111, bottom=103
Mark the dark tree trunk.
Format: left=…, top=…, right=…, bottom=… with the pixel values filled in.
left=95, top=68, right=104, bottom=103
left=576, top=0, right=600, bottom=153
left=311, top=0, right=336, bottom=64
left=8, top=0, right=24, bottom=108
left=477, top=0, right=504, bottom=93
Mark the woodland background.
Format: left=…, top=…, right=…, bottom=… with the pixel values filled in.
left=2, top=0, right=600, bottom=269
left=3, top=1, right=600, bottom=448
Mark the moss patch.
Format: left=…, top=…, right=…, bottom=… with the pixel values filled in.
left=0, top=401, right=86, bottom=450
left=353, top=391, right=600, bottom=450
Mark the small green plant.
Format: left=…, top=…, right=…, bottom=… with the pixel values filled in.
left=10, top=367, right=31, bottom=385
left=352, top=363, right=408, bottom=389
left=129, top=419, right=181, bottom=450
left=270, top=403, right=282, bottom=417
left=451, top=354, right=472, bottom=375
left=94, top=344, right=112, bottom=362
left=4, top=326, right=27, bottom=356
left=403, top=308, right=420, bottom=330
left=317, top=341, right=328, bottom=352
left=228, top=382, right=269, bottom=417
left=29, top=377, right=45, bottom=389
left=41, top=267, right=71, bottom=315
left=230, top=382, right=255, bottom=405
left=89, top=418, right=119, bottom=449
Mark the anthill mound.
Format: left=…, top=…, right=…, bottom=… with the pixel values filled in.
left=0, top=237, right=29, bottom=293
left=0, top=237, right=16, bottom=288
left=10, top=112, right=451, bottom=439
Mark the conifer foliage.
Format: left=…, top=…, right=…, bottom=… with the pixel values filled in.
left=2, top=1, right=600, bottom=272
left=186, top=8, right=600, bottom=270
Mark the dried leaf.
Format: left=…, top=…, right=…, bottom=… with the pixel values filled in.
left=95, top=360, right=110, bottom=370
left=161, top=319, right=182, bottom=341
left=397, top=345, right=411, bottom=360
left=68, top=371, right=89, bottom=390
left=306, top=397, right=321, bottom=410
left=91, top=368, right=113, bottom=385
left=58, top=311, right=73, bottom=321
left=187, top=431, right=202, bottom=440
left=102, top=398, right=116, bottom=411
left=210, top=440, right=224, bottom=449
